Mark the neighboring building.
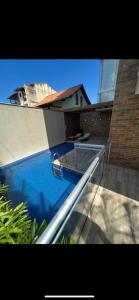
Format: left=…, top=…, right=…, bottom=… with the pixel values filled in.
left=98, top=59, right=119, bottom=102
left=35, top=84, right=91, bottom=109
left=7, top=83, right=57, bottom=107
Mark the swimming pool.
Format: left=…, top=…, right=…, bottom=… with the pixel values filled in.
left=0, top=142, right=82, bottom=224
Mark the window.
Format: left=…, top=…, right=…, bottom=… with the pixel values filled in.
left=135, top=71, right=139, bottom=94
left=76, top=93, right=79, bottom=105
left=30, top=89, right=36, bottom=95
left=98, top=59, right=119, bottom=102
left=80, top=96, right=83, bottom=106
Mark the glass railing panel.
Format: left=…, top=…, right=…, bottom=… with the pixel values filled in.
left=36, top=144, right=105, bottom=244
left=56, top=154, right=105, bottom=244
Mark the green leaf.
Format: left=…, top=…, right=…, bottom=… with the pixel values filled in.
left=36, top=219, right=47, bottom=237
left=29, top=218, right=38, bottom=243
left=0, top=183, right=47, bottom=244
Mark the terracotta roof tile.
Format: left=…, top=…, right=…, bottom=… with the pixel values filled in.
left=35, top=84, right=90, bottom=107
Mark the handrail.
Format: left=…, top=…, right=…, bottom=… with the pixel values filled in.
left=36, top=144, right=105, bottom=244
left=51, top=157, right=101, bottom=244
left=75, top=143, right=105, bottom=150
left=52, top=152, right=59, bottom=161
left=52, top=152, right=63, bottom=177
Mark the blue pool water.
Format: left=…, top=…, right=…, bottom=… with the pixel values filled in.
left=0, top=142, right=82, bottom=224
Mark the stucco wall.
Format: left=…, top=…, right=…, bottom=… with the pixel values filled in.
left=43, top=109, right=66, bottom=147
left=0, top=104, right=65, bottom=166
left=51, top=89, right=88, bottom=109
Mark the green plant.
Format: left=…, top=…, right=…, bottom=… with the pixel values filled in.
left=57, top=235, right=76, bottom=244
left=0, top=183, right=8, bottom=196
left=0, top=183, right=77, bottom=244
left=0, top=183, right=46, bottom=244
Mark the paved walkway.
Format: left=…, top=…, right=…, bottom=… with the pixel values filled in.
left=64, top=163, right=139, bottom=244
left=80, top=163, right=139, bottom=244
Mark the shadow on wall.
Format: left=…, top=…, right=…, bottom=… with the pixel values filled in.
left=64, top=112, right=81, bottom=138
left=43, top=109, right=66, bottom=149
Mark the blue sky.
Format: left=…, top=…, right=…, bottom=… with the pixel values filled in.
left=0, top=59, right=100, bottom=104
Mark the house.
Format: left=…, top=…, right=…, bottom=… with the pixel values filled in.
left=35, top=84, right=91, bottom=109
left=62, top=59, right=139, bottom=170
left=7, top=83, right=57, bottom=107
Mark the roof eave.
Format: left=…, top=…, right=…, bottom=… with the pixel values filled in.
left=80, top=85, right=91, bottom=105
left=35, top=84, right=91, bottom=107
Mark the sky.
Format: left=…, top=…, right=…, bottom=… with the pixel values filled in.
left=0, top=59, right=100, bottom=104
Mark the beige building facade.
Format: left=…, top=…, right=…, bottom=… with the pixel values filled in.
left=8, top=83, right=57, bottom=107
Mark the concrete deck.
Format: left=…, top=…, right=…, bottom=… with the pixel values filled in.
left=64, top=163, right=139, bottom=244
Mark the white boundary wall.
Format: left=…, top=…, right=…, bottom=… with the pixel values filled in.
left=0, top=104, right=65, bottom=166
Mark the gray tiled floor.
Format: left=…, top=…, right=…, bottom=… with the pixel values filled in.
left=79, top=163, right=139, bottom=244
